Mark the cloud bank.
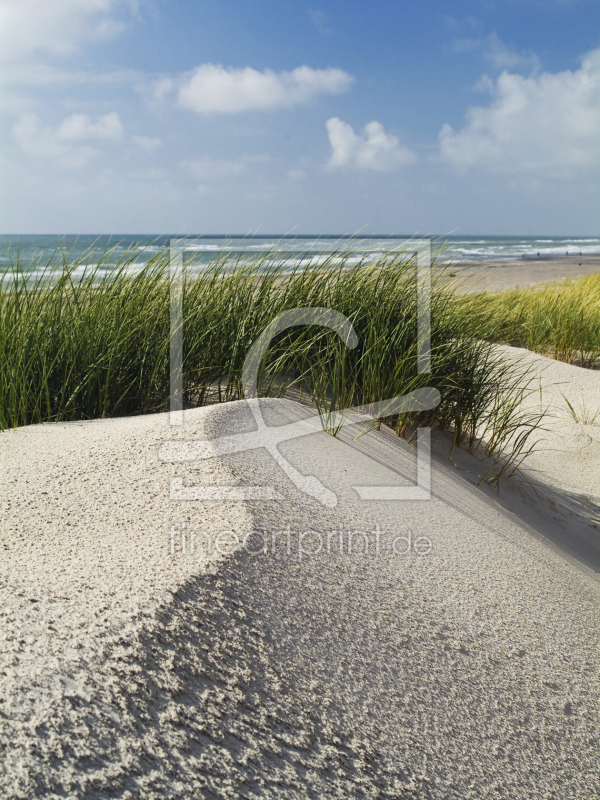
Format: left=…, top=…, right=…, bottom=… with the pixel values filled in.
left=440, top=47, right=600, bottom=174
left=0, top=0, right=132, bottom=61
left=13, top=111, right=123, bottom=167
left=326, top=118, right=416, bottom=171
left=178, top=64, right=353, bottom=114
left=56, top=112, right=123, bottom=141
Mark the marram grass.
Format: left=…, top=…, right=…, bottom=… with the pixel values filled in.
left=454, top=273, right=600, bottom=369
left=1, top=246, right=543, bottom=482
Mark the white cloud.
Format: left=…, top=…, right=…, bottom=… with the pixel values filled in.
left=439, top=47, right=600, bottom=174
left=326, top=118, right=416, bottom=171
left=132, top=134, right=161, bottom=153
left=12, top=111, right=124, bottom=167
left=13, top=113, right=93, bottom=166
left=132, top=75, right=173, bottom=112
left=0, top=0, right=133, bottom=62
left=56, top=112, right=123, bottom=141
left=450, top=32, right=540, bottom=73
left=484, top=33, right=540, bottom=72
left=153, top=76, right=173, bottom=99
left=178, top=64, right=353, bottom=114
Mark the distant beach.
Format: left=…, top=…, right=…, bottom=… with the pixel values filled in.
left=453, top=254, right=600, bottom=293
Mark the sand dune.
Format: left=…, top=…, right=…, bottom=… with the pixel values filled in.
left=1, top=353, right=599, bottom=799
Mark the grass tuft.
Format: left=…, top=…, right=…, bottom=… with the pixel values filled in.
left=1, top=245, right=543, bottom=483
left=454, top=273, right=600, bottom=369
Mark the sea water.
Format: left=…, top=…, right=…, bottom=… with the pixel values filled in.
left=1, top=234, right=599, bottom=277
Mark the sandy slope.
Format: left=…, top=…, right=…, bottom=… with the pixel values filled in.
left=1, top=356, right=599, bottom=799
left=495, top=345, right=600, bottom=498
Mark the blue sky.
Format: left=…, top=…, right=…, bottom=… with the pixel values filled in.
left=0, top=0, right=599, bottom=234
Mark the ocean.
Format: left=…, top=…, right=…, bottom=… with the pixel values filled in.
left=1, top=234, right=599, bottom=276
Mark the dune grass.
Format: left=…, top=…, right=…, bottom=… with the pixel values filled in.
left=455, top=273, right=600, bottom=369
left=1, top=245, right=542, bottom=482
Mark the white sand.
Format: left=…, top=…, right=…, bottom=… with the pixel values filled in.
left=451, top=255, right=600, bottom=293
left=495, top=345, right=600, bottom=500
left=1, top=353, right=599, bottom=799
